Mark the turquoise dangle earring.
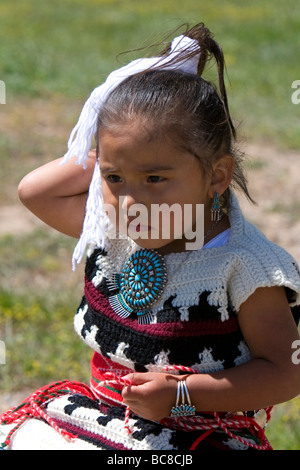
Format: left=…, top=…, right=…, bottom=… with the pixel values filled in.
left=211, top=192, right=222, bottom=222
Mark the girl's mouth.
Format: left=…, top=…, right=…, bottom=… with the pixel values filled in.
left=131, top=223, right=152, bottom=233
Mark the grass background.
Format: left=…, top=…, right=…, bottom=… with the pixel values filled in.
left=0, top=0, right=299, bottom=449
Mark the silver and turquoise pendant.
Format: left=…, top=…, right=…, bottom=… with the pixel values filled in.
left=107, top=249, right=167, bottom=324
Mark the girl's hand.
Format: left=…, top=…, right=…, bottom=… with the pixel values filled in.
left=121, top=372, right=179, bottom=422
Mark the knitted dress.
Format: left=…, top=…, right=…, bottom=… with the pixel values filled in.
left=1, top=193, right=300, bottom=451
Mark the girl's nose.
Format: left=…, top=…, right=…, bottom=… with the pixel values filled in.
left=121, top=192, right=149, bottom=223
left=121, top=187, right=147, bottom=212
left=121, top=193, right=137, bottom=212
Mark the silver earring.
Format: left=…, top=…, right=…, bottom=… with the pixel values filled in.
left=211, top=192, right=222, bottom=222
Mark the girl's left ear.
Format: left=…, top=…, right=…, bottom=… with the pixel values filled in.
left=208, top=155, right=234, bottom=198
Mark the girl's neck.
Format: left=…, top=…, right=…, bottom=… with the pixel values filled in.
left=157, top=213, right=230, bottom=256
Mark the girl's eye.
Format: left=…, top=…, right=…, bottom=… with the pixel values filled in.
left=147, top=175, right=166, bottom=183
left=105, top=175, right=122, bottom=183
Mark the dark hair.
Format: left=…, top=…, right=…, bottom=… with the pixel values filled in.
left=97, top=23, right=253, bottom=208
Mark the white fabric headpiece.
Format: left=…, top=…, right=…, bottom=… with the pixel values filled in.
left=61, top=35, right=201, bottom=269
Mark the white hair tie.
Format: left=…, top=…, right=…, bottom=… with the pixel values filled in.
left=62, top=34, right=201, bottom=268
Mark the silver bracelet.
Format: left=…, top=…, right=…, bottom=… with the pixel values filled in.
left=170, top=379, right=196, bottom=417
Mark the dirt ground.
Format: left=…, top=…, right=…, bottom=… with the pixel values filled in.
left=238, top=142, right=300, bottom=263
left=0, top=141, right=299, bottom=413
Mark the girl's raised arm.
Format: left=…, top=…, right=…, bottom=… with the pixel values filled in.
left=18, top=150, right=97, bottom=238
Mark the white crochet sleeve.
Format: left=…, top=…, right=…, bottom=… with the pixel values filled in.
left=227, top=221, right=300, bottom=314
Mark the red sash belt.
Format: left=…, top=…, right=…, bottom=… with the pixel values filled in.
left=90, top=352, right=132, bottom=407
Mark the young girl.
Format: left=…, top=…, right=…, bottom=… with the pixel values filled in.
left=1, top=23, right=300, bottom=451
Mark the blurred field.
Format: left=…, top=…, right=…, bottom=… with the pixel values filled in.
left=0, top=0, right=300, bottom=450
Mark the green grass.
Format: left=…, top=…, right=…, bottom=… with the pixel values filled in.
left=0, top=0, right=300, bottom=450
left=266, top=396, right=300, bottom=450
left=1, top=0, right=300, bottom=147
left=0, top=229, right=91, bottom=391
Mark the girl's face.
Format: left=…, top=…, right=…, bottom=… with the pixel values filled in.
left=99, top=123, right=213, bottom=254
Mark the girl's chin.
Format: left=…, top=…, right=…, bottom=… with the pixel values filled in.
left=116, top=226, right=188, bottom=254
left=131, top=237, right=189, bottom=255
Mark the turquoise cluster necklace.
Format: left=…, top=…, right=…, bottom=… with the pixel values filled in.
left=107, top=249, right=167, bottom=324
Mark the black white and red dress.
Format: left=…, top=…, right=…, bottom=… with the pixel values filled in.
left=1, top=194, right=300, bottom=450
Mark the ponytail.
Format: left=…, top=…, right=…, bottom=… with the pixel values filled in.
left=158, top=23, right=236, bottom=140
